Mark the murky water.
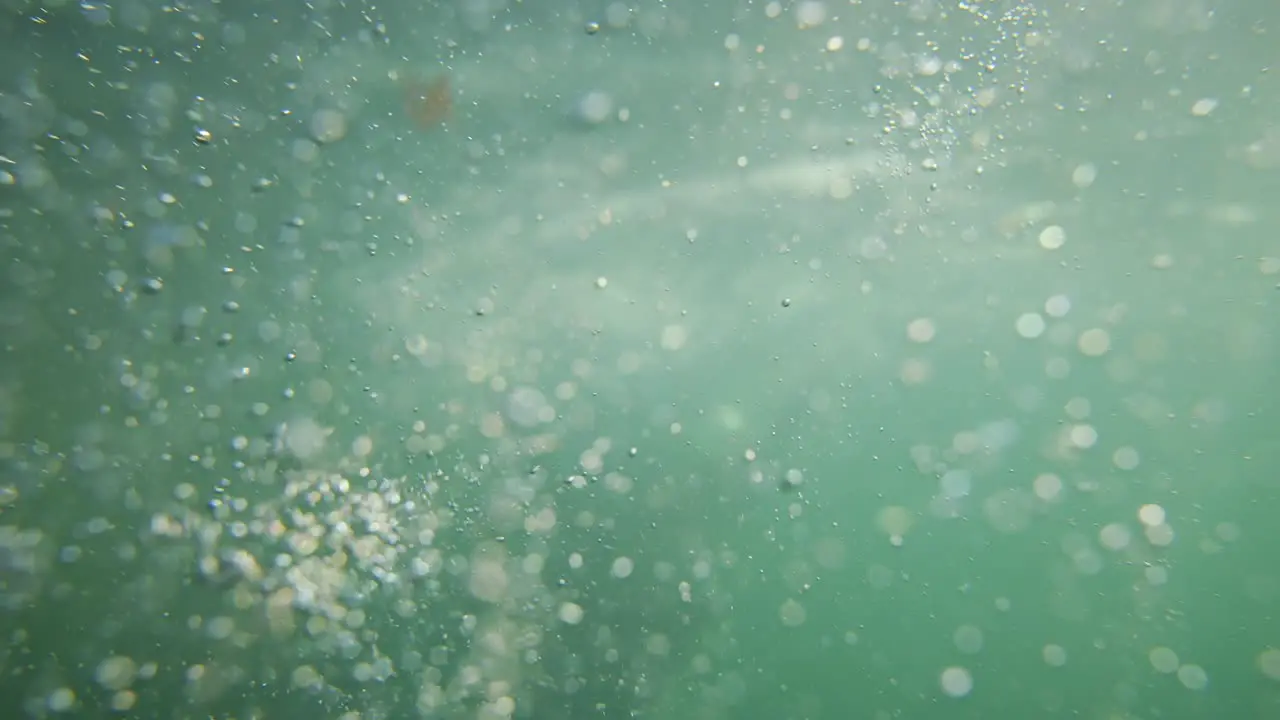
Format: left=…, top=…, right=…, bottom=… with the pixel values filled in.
left=1, top=1, right=1278, bottom=718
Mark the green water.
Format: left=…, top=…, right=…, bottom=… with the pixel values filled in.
left=1, top=1, right=1278, bottom=718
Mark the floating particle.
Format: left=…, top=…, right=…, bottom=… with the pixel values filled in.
left=1137, top=504, right=1166, bottom=527
left=659, top=324, right=688, bottom=351
left=1258, top=648, right=1280, bottom=681
left=1146, top=523, right=1175, bottom=547
left=1064, top=397, right=1090, bottom=420
left=1077, top=328, right=1110, bottom=356
left=916, top=55, right=943, bottom=76
left=778, top=598, right=806, bottom=627
left=605, top=2, right=631, bottom=27
left=194, top=127, right=213, bottom=144
left=558, top=602, right=585, bottom=624
left=309, top=109, right=348, bottom=143
left=469, top=559, right=509, bottom=603
left=907, top=317, right=936, bottom=343
left=1149, top=646, right=1179, bottom=674
left=939, top=666, right=973, bottom=697
left=1042, top=644, right=1068, bottom=667
left=1044, top=294, right=1071, bottom=317
left=489, top=697, right=516, bottom=717
left=402, top=73, right=452, bottom=129
left=1068, top=424, right=1097, bottom=449
left=1038, top=225, right=1066, bottom=250
left=953, top=625, right=984, bottom=654
left=1178, top=664, right=1209, bottom=690
left=110, top=691, right=137, bottom=712
left=1112, top=446, right=1140, bottom=470
left=96, top=656, right=138, bottom=691
left=1015, top=312, right=1046, bottom=339
left=610, top=556, right=634, bottom=579
left=1071, top=163, right=1097, bottom=188
left=47, top=688, right=76, bottom=712
left=575, top=91, right=614, bottom=125
left=180, top=305, right=207, bottom=328
left=794, top=0, right=827, bottom=28
left=940, top=470, right=972, bottom=499
left=1190, top=98, right=1218, bottom=117
left=1099, top=523, right=1132, bottom=551
left=877, top=505, right=913, bottom=540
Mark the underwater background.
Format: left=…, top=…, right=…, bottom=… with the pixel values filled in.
left=0, top=1, right=1278, bottom=718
